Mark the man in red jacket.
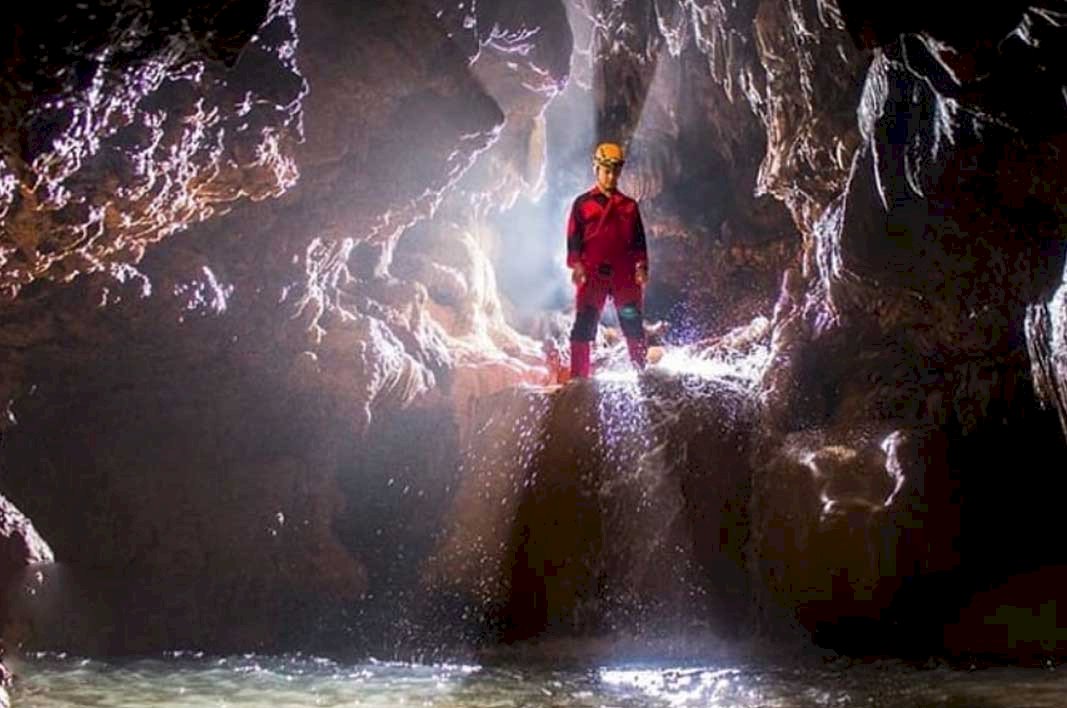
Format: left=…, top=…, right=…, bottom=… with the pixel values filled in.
left=566, top=141, right=649, bottom=378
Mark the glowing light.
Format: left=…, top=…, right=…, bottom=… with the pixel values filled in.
left=594, top=368, right=639, bottom=384
left=653, top=345, right=770, bottom=389
left=599, top=667, right=750, bottom=707
left=172, top=265, right=233, bottom=314
left=109, top=262, right=153, bottom=298
left=879, top=431, right=908, bottom=509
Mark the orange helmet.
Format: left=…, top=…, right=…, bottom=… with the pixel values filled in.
left=593, top=141, right=625, bottom=168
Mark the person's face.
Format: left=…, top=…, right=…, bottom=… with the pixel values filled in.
left=595, top=161, right=622, bottom=193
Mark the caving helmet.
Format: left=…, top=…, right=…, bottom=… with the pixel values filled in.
left=593, top=141, right=625, bottom=169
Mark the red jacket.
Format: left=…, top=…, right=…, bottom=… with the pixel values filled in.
left=566, top=187, right=647, bottom=271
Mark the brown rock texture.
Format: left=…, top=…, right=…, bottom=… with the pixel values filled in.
left=425, top=373, right=756, bottom=643
left=0, top=368, right=366, bottom=653
left=0, top=0, right=304, bottom=299
left=752, top=427, right=959, bottom=641
left=750, top=0, right=1067, bottom=657
left=0, top=495, right=50, bottom=696
left=0, top=496, right=52, bottom=584
left=0, top=0, right=573, bottom=653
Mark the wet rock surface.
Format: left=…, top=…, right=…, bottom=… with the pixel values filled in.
left=426, top=372, right=756, bottom=645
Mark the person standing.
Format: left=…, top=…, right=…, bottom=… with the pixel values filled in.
left=565, top=141, right=649, bottom=378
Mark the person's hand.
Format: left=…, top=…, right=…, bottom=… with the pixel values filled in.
left=635, top=262, right=649, bottom=287
left=571, top=262, right=587, bottom=287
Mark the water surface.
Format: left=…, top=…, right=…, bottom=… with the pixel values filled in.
left=11, top=653, right=1066, bottom=707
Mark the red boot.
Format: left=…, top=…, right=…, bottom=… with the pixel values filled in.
left=626, top=336, right=647, bottom=370
left=570, top=340, right=592, bottom=378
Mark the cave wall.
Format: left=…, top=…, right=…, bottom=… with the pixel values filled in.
left=0, top=0, right=573, bottom=652
left=752, top=0, right=1067, bottom=658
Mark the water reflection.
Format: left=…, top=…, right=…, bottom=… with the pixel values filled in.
left=600, top=667, right=756, bottom=707
left=10, top=653, right=1067, bottom=708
